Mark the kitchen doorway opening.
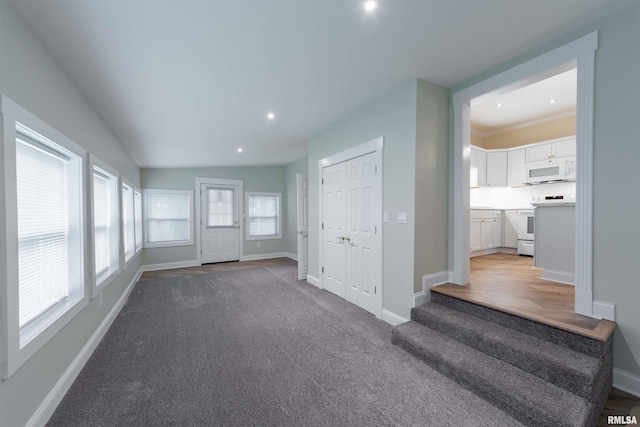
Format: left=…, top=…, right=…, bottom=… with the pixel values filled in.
left=450, top=32, right=605, bottom=320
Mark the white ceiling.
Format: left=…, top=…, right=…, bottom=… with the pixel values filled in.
left=8, top=0, right=636, bottom=168
left=471, top=68, right=577, bottom=135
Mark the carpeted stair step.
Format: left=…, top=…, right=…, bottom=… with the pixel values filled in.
left=392, top=321, right=596, bottom=427
left=431, top=292, right=612, bottom=360
left=411, top=302, right=603, bottom=403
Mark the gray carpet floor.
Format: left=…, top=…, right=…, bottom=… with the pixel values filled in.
left=48, top=264, right=523, bottom=426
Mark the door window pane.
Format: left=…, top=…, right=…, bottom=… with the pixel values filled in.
left=207, top=188, right=234, bottom=227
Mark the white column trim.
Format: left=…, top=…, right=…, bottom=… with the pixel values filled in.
left=450, top=32, right=600, bottom=318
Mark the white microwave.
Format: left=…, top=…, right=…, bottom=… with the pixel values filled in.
left=525, top=157, right=576, bottom=184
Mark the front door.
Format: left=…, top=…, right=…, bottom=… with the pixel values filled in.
left=200, top=183, right=240, bottom=263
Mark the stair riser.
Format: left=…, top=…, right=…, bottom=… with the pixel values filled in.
left=431, top=292, right=608, bottom=359
left=411, top=308, right=601, bottom=402
left=392, top=329, right=582, bottom=427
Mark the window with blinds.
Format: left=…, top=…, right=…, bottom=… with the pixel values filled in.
left=15, top=123, right=84, bottom=336
left=92, top=161, right=119, bottom=288
left=246, top=192, right=282, bottom=240
left=143, top=189, right=193, bottom=248
left=122, top=182, right=135, bottom=262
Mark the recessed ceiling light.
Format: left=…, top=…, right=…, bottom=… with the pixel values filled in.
left=267, top=112, right=275, bottom=120
left=237, top=148, right=243, bottom=153
left=549, top=99, right=557, bottom=104
left=496, top=103, right=503, bottom=108
left=364, top=0, right=378, bottom=12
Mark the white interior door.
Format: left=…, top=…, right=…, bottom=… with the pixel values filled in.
left=344, top=153, right=380, bottom=314
left=296, top=174, right=309, bottom=281
left=322, top=162, right=346, bottom=298
left=321, top=151, right=381, bottom=316
left=200, top=184, right=240, bottom=263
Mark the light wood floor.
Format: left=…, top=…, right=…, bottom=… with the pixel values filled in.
left=137, top=255, right=637, bottom=420
left=432, top=253, right=616, bottom=342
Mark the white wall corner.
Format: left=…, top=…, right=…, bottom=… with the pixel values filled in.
left=613, top=368, right=640, bottom=398
left=27, top=267, right=143, bottom=427
left=141, top=260, right=199, bottom=272
left=306, top=274, right=321, bottom=289
left=415, top=271, right=449, bottom=307
left=382, top=309, right=409, bottom=326
left=284, top=252, right=298, bottom=261
left=592, top=300, right=616, bottom=322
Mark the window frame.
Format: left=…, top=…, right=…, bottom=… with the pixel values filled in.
left=134, top=188, right=143, bottom=253
left=121, top=178, right=137, bottom=265
left=89, top=155, right=120, bottom=296
left=1, top=96, right=88, bottom=379
left=142, top=188, right=194, bottom=248
left=245, top=191, right=283, bottom=241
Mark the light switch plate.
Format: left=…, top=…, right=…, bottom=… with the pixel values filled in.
left=383, top=212, right=389, bottom=223
left=397, top=212, right=407, bottom=224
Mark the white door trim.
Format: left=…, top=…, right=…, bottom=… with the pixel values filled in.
left=318, top=137, right=383, bottom=319
left=451, top=32, right=598, bottom=317
left=195, top=177, right=244, bottom=265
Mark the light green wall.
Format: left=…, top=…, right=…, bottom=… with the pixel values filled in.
left=141, top=165, right=288, bottom=265
left=308, top=80, right=418, bottom=319
left=284, top=156, right=308, bottom=255
left=452, top=4, right=640, bottom=379
left=414, top=80, right=449, bottom=293
left=0, top=3, right=142, bottom=426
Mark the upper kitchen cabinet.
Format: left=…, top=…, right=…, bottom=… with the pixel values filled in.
left=470, top=146, right=487, bottom=187
left=486, top=150, right=508, bottom=187
left=508, top=148, right=526, bottom=187
left=525, top=136, right=576, bottom=162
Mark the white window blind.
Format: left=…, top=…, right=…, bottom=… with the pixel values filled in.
left=93, top=171, right=109, bottom=277
left=246, top=192, right=282, bottom=240
left=134, top=190, right=143, bottom=252
left=143, top=190, right=192, bottom=247
left=15, top=128, right=82, bottom=329
left=122, top=183, right=135, bottom=261
left=92, top=161, right=119, bottom=288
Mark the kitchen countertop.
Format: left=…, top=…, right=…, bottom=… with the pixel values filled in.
left=532, top=202, right=576, bottom=207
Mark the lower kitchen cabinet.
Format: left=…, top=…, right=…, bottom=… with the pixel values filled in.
left=470, top=210, right=502, bottom=252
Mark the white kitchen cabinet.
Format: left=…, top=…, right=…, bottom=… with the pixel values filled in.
left=470, top=210, right=502, bottom=252
left=552, top=138, right=576, bottom=158
left=503, top=211, right=518, bottom=248
left=526, top=143, right=552, bottom=162
left=470, top=146, right=487, bottom=187
left=508, top=148, right=526, bottom=187
left=486, top=151, right=508, bottom=187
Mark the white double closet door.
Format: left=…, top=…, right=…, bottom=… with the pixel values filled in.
left=322, top=151, right=381, bottom=316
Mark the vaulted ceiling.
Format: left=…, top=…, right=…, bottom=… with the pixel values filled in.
left=9, top=0, right=636, bottom=168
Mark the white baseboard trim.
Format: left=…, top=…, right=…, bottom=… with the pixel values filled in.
left=382, top=309, right=409, bottom=326
left=306, top=274, right=321, bottom=289
left=240, top=252, right=294, bottom=261
left=614, top=368, right=640, bottom=398
left=414, top=271, right=449, bottom=307
left=541, top=269, right=575, bottom=285
left=28, top=267, right=143, bottom=427
left=592, top=300, right=616, bottom=322
left=497, top=247, right=518, bottom=255
left=141, top=260, right=199, bottom=272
